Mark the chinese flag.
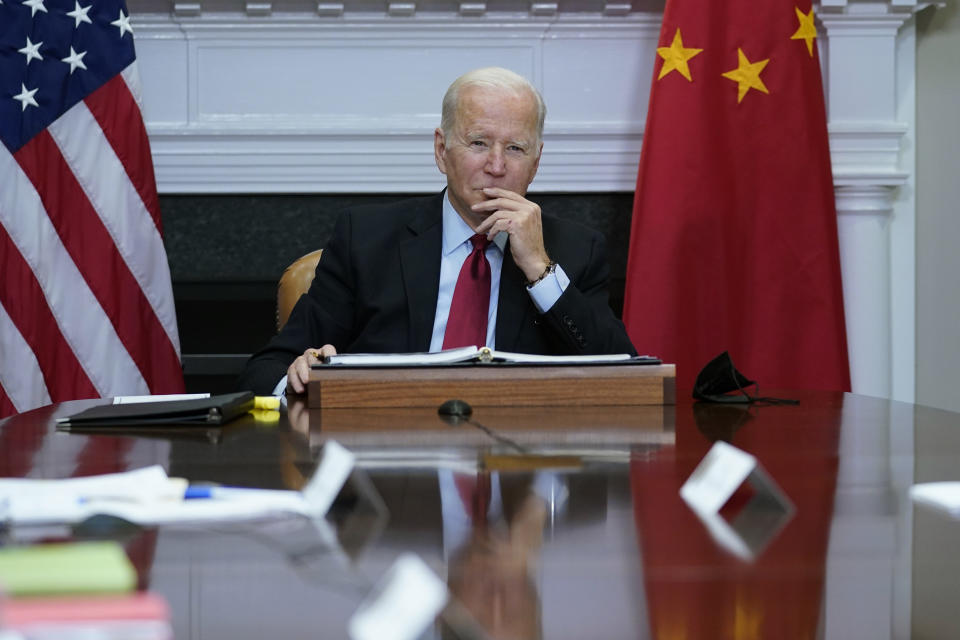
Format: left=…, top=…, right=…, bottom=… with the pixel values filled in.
left=623, top=0, right=850, bottom=391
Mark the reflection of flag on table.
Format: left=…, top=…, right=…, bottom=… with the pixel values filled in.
left=623, top=0, right=850, bottom=391
left=0, top=0, right=183, bottom=418
left=631, top=399, right=841, bottom=638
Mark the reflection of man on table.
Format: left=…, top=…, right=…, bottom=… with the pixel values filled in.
left=239, top=67, right=636, bottom=396
left=440, top=471, right=552, bottom=640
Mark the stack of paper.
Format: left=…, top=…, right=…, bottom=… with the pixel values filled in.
left=0, top=541, right=172, bottom=639
left=1, top=592, right=171, bottom=640
left=0, top=442, right=355, bottom=527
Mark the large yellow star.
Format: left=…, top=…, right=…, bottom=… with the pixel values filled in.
left=657, top=28, right=703, bottom=82
left=791, top=6, right=817, bottom=56
left=721, top=48, right=770, bottom=103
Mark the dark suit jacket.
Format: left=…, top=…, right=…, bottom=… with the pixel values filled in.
left=238, top=193, right=636, bottom=394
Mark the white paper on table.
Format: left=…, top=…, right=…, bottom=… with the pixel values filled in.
left=910, top=482, right=960, bottom=518
left=301, top=440, right=356, bottom=518
left=0, top=465, right=182, bottom=503
left=1, top=440, right=359, bottom=527
left=112, top=393, right=210, bottom=404
left=348, top=553, right=448, bottom=640
left=0, top=465, right=308, bottom=526
left=680, top=441, right=757, bottom=515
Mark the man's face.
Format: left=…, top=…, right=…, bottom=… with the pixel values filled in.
left=434, top=85, right=543, bottom=229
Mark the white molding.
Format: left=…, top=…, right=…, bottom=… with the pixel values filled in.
left=458, top=3, right=487, bottom=17
left=172, top=2, right=201, bottom=16
left=147, top=129, right=643, bottom=193
left=387, top=2, right=416, bottom=17
left=829, top=122, right=910, bottom=183
left=316, top=3, right=344, bottom=16
left=245, top=3, right=272, bottom=16
left=132, top=10, right=662, bottom=193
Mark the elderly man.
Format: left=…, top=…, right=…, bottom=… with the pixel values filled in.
left=239, top=67, right=636, bottom=396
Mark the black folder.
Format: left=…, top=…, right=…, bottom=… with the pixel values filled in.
left=56, top=391, right=255, bottom=428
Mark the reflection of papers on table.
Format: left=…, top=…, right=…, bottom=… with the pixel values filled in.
left=680, top=441, right=795, bottom=562
left=307, top=404, right=674, bottom=467
left=910, top=482, right=960, bottom=518
left=687, top=495, right=794, bottom=562
left=348, top=553, right=449, bottom=640
left=348, top=446, right=658, bottom=473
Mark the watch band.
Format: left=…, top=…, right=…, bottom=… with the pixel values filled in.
left=526, top=261, right=557, bottom=288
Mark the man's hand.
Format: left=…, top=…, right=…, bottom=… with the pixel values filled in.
left=473, top=187, right=551, bottom=283
left=286, top=344, right=337, bottom=394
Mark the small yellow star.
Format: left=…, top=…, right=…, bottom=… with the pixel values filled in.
left=721, top=48, right=770, bottom=103
left=791, top=6, right=817, bottom=57
left=732, top=590, right=764, bottom=640
left=657, top=28, right=703, bottom=82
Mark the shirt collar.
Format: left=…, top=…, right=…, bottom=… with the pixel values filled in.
left=442, top=191, right=507, bottom=256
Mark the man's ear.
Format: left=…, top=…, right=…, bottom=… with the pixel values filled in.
left=434, top=128, right=448, bottom=175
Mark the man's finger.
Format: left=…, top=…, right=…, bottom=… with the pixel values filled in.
left=471, top=197, right=526, bottom=214
left=481, top=186, right=524, bottom=201
left=287, top=359, right=306, bottom=394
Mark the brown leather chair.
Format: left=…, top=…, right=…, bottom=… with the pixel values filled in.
left=276, top=249, right=323, bottom=331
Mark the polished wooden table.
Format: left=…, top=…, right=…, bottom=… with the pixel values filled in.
left=2, top=392, right=959, bottom=639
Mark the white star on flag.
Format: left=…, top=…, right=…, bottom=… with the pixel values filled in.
left=62, top=47, right=88, bottom=74
left=66, top=1, right=92, bottom=28
left=111, top=9, right=133, bottom=37
left=22, top=0, right=47, bottom=17
left=18, top=37, right=43, bottom=64
left=14, top=83, right=39, bottom=111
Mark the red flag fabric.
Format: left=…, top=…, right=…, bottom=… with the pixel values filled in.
left=623, top=0, right=850, bottom=391
left=0, top=0, right=184, bottom=418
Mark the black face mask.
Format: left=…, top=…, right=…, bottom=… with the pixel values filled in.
left=692, top=351, right=798, bottom=406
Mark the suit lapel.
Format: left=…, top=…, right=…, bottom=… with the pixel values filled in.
left=495, top=242, right=533, bottom=350
left=399, top=195, right=444, bottom=351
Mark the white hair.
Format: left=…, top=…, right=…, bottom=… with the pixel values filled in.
left=440, top=67, right=546, bottom=144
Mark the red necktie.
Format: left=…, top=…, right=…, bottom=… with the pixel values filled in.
left=443, top=234, right=492, bottom=349
left=454, top=471, right=491, bottom=526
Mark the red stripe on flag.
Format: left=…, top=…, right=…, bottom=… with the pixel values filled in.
left=84, top=74, right=163, bottom=234
left=13, top=132, right=184, bottom=394
left=0, top=224, right=99, bottom=403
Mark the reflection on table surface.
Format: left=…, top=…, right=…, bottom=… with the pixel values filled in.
left=2, top=391, right=960, bottom=639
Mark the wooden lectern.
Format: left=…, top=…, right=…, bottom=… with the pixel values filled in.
left=307, top=363, right=675, bottom=409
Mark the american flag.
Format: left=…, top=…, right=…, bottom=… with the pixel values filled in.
left=0, top=0, right=184, bottom=417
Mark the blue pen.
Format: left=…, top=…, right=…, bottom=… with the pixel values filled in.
left=183, top=486, right=300, bottom=501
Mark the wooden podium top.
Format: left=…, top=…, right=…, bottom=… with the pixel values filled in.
left=308, top=362, right=675, bottom=409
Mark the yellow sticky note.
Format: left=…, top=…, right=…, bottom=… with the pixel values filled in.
left=0, top=541, right=136, bottom=597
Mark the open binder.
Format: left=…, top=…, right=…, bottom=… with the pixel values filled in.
left=318, top=345, right=659, bottom=368
left=56, top=392, right=255, bottom=429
